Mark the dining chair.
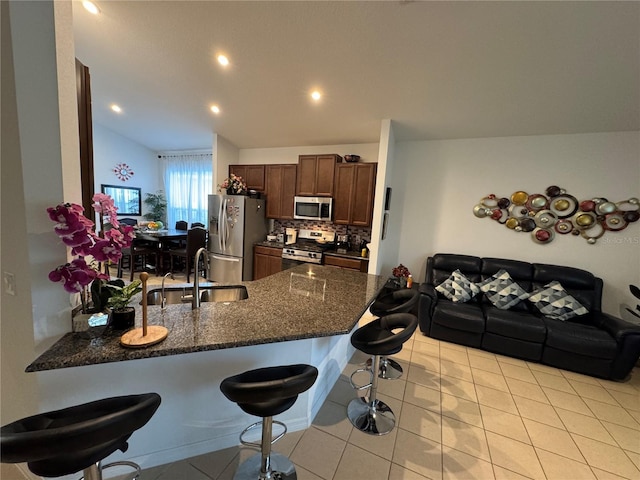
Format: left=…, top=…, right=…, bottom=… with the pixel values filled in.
left=175, top=220, right=188, bottom=230
left=119, top=218, right=138, bottom=226
left=169, top=227, right=207, bottom=282
left=190, top=222, right=205, bottom=228
left=118, top=238, right=159, bottom=281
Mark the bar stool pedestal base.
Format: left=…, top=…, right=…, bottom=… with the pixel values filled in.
left=234, top=452, right=297, bottom=480
left=366, top=356, right=403, bottom=380
left=347, top=397, right=395, bottom=436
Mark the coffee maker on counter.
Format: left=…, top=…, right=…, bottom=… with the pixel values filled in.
left=335, top=234, right=351, bottom=253
left=285, top=228, right=298, bottom=245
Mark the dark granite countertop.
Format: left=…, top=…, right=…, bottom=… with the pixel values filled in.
left=27, top=265, right=386, bottom=372
left=255, top=241, right=285, bottom=249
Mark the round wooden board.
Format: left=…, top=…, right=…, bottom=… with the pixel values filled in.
left=120, top=326, right=168, bottom=348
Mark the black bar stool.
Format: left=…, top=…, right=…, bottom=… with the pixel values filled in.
left=1, top=393, right=161, bottom=480
left=348, top=313, right=418, bottom=435
left=220, top=364, right=318, bottom=480
left=368, top=288, right=419, bottom=379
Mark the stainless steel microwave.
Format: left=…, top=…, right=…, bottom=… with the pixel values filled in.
left=294, top=196, right=332, bottom=221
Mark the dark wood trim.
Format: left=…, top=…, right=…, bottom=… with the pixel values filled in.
left=76, top=58, right=95, bottom=220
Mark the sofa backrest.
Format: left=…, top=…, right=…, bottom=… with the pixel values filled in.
left=427, top=254, right=483, bottom=285
left=425, top=253, right=603, bottom=314
left=532, top=263, right=602, bottom=312
left=481, top=258, right=534, bottom=312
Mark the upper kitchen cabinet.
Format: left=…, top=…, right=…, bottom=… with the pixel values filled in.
left=296, top=154, right=342, bottom=196
left=265, top=164, right=297, bottom=219
left=333, top=163, right=377, bottom=226
left=229, top=164, right=265, bottom=192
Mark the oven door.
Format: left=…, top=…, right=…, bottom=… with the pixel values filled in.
left=282, top=257, right=305, bottom=271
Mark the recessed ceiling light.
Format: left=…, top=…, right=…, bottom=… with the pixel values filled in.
left=311, top=90, right=322, bottom=101
left=210, top=105, right=221, bottom=114
left=217, top=55, right=230, bottom=67
left=82, top=0, right=101, bottom=15
left=110, top=104, right=122, bottom=113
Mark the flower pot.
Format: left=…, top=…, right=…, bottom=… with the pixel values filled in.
left=110, top=307, right=135, bottom=330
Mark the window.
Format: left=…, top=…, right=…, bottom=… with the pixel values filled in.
left=161, top=153, right=212, bottom=228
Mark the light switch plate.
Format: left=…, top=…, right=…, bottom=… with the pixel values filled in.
left=3, top=271, right=16, bottom=295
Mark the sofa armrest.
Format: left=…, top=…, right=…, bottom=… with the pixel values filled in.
left=595, top=312, right=640, bottom=340
left=418, top=284, right=438, bottom=335
left=419, top=283, right=437, bottom=298
left=595, top=311, right=640, bottom=380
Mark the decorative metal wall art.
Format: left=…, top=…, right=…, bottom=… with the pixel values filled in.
left=473, top=186, right=639, bottom=244
left=113, top=163, right=134, bottom=181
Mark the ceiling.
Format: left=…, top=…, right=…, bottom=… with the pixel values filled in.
left=72, top=1, right=640, bottom=152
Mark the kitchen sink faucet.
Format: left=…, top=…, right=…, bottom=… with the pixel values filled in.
left=193, top=247, right=208, bottom=309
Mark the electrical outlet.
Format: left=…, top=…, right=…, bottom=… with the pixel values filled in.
left=3, top=271, right=16, bottom=296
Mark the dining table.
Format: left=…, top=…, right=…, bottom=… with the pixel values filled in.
left=135, top=228, right=189, bottom=275
left=136, top=228, right=189, bottom=242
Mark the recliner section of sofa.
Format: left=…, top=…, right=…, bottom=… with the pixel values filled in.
left=418, top=253, right=640, bottom=381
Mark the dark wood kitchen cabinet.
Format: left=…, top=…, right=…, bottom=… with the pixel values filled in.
left=253, top=245, right=283, bottom=280
left=229, top=165, right=265, bottom=191
left=296, top=154, right=342, bottom=196
left=324, top=254, right=369, bottom=272
left=265, top=164, right=297, bottom=219
left=333, top=163, right=377, bottom=226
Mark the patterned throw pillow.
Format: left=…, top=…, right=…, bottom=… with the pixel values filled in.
left=528, top=281, right=589, bottom=321
left=477, top=269, right=530, bottom=310
left=435, top=269, right=480, bottom=303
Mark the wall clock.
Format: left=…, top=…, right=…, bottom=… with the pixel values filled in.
left=113, top=163, right=134, bottom=181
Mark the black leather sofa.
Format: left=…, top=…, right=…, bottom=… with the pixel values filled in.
left=418, top=253, right=640, bottom=380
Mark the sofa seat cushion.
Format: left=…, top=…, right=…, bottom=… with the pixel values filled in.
left=433, top=302, right=485, bottom=333
left=544, top=318, right=617, bottom=359
left=484, top=307, right=547, bottom=343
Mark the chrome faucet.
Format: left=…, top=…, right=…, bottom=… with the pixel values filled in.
left=193, top=247, right=208, bottom=309
left=161, top=272, right=174, bottom=309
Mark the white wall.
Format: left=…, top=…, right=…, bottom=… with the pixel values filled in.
left=2, top=2, right=79, bottom=454
left=238, top=143, right=379, bottom=165
left=395, top=131, right=640, bottom=316
left=213, top=134, right=239, bottom=191
left=93, top=123, right=162, bottom=221
left=369, top=119, right=400, bottom=275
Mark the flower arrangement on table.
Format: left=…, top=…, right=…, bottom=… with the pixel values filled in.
left=219, top=173, right=247, bottom=195
left=47, top=193, right=137, bottom=314
left=392, top=264, right=411, bottom=288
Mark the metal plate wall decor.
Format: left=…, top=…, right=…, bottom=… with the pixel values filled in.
left=473, top=187, right=639, bottom=244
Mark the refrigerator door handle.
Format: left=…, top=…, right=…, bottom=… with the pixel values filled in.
left=210, top=255, right=240, bottom=263
left=218, top=197, right=224, bottom=252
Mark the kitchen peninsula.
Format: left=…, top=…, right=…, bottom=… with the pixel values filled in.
left=26, top=265, right=386, bottom=473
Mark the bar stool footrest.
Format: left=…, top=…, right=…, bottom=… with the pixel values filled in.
left=239, top=420, right=287, bottom=448
left=79, top=460, right=141, bottom=480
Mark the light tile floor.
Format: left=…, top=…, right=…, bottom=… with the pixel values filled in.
left=5, top=273, right=640, bottom=480
left=136, top=325, right=640, bottom=480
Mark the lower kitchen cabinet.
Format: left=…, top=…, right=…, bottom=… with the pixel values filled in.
left=254, top=245, right=283, bottom=280
left=323, top=254, right=369, bottom=272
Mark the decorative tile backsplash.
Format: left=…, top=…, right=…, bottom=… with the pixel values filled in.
left=274, top=219, right=371, bottom=245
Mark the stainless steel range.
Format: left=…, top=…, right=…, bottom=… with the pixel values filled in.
left=281, top=229, right=335, bottom=269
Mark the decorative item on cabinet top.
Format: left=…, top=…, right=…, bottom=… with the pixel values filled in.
left=473, top=186, right=639, bottom=244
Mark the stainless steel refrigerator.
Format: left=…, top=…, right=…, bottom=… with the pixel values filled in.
left=207, top=194, right=267, bottom=283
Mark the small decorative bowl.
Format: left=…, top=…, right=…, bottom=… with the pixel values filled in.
left=344, top=154, right=360, bottom=163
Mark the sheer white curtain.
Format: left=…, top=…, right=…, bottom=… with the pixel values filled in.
left=161, top=153, right=212, bottom=229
